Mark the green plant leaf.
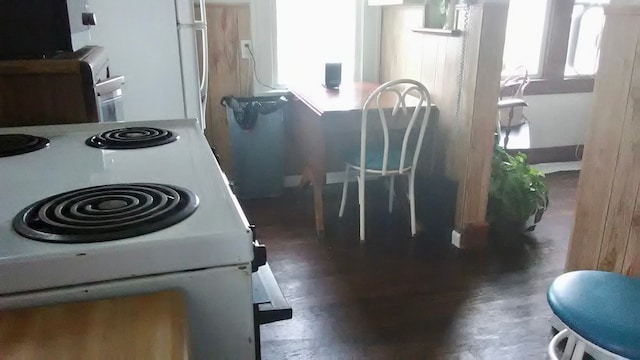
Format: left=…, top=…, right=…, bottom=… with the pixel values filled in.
left=488, top=144, right=550, bottom=226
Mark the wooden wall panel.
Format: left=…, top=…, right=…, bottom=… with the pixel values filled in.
left=380, top=4, right=507, bottom=238
left=566, top=6, right=640, bottom=275
left=623, top=84, right=640, bottom=275
left=204, top=4, right=253, bottom=175
left=380, top=6, right=425, bottom=83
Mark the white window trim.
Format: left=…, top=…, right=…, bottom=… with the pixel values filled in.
left=250, top=0, right=382, bottom=95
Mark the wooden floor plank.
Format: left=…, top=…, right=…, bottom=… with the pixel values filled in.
left=242, top=172, right=578, bottom=359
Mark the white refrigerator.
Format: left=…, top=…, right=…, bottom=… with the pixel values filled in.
left=87, top=0, right=208, bottom=130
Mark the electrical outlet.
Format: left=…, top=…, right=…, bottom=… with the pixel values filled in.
left=240, top=40, right=252, bottom=59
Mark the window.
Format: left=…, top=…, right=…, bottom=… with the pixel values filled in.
left=566, top=1, right=607, bottom=76
left=503, top=0, right=549, bottom=76
left=276, top=0, right=358, bottom=86
left=501, top=0, right=609, bottom=94
left=249, top=0, right=381, bottom=93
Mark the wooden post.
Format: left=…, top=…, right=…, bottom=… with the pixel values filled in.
left=566, top=5, right=640, bottom=276
left=380, top=1, right=510, bottom=247
left=453, top=2, right=509, bottom=247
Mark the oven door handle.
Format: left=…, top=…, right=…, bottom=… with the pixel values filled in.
left=252, top=263, right=292, bottom=325
left=95, top=76, right=125, bottom=96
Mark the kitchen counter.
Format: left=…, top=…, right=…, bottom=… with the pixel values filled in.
left=0, top=291, right=189, bottom=359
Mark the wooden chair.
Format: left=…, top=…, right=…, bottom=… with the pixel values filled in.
left=498, top=67, right=529, bottom=148
left=338, top=79, right=432, bottom=241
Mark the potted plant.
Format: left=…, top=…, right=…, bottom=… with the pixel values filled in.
left=487, top=143, right=549, bottom=235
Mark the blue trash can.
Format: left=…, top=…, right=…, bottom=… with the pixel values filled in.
left=221, top=96, right=287, bottom=199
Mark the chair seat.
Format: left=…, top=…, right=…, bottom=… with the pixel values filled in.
left=547, top=271, right=640, bottom=359
left=343, top=146, right=413, bottom=171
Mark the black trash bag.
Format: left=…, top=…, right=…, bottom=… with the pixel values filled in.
left=221, top=96, right=287, bottom=131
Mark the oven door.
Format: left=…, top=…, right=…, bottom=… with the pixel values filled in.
left=253, top=262, right=292, bottom=359
left=95, top=75, right=125, bottom=122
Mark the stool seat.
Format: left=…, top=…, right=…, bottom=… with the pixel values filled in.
left=548, top=271, right=640, bottom=359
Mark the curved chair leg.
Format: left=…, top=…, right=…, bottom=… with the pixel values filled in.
left=388, top=176, right=395, bottom=213
left=549, top=329, right=585, bottom=360
left=549, top=329, right=568, bottom=360
left=358, top=175, right=365, bottom=241
left=408, top=171, right=417, bottom=236
left=339, top=165, right=350, bottom=218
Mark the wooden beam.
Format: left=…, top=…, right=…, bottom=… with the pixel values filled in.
left=566, top=6, right=640, bottom=274
left=623, top=85, right=640, bottom=276
left=379, top=4, right=509, bottom=246
left=456, top=3, right=509, bottom=237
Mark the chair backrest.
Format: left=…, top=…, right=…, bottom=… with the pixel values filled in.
left=499, top=67, right=530, bottom=127
left=500, top=66, right=530, bottom=99
left=360, top=79, right=432, bottom=176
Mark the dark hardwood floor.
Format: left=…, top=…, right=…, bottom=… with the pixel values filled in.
left=242, top=171, right=579, bottom=359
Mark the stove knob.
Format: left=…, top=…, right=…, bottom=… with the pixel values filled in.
left=82, top=12, right=97, bottom=26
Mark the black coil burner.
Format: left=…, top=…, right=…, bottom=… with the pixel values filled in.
left=0, top=134, right=50, bottom=157
left=13, top=183, right=199, bottom=243
left=86, top=127, right=178, bottom=149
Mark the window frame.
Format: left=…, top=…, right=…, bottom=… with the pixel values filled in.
left=524, top=0, right=597, bottom=95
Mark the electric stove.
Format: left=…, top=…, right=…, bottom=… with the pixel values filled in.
left=0, top=119, right=258, bottom=358
left=0, top=134, right=50, bottom=157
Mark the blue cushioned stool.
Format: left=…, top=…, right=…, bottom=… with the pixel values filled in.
left=547, top=271, right=640, bottom=360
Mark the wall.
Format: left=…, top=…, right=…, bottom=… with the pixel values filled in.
left=379, top=5, right=593, bottom=156
left=524, top=93, right=592, bottom=148
left=88, top=0, right=189, bottom=122
left=380, top=4, right=509, bottom=238
left=203, top=3, right=252, bottom=175
left=380, top=6, right=461, bottom=176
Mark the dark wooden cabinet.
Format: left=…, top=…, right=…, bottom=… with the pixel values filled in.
left=0, top=47, right=112, bottom=127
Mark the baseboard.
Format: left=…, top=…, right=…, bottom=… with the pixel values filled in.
left=509, top=145, right=583, bottom=164
left=284, top=171, right=380, bottom=188
left=451, top=223, right=489, bottom=250
left=451, top=230, right=462, bottom=248
left=532, top=161, right=581, bottom=174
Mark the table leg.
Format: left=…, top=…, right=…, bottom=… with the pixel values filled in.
left=292, top=101, right=326, bottom=237
left=312, top=171, right=325, bottom=238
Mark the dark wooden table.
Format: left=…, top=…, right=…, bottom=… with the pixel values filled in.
left=290, top=82, right=427, bottom=237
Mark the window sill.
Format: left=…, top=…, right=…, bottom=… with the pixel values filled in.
left=253, top=88, right=290, bottom=97
left=411, top=28, right=462, bottom=37
left=524, top=77, right=594, bottom=96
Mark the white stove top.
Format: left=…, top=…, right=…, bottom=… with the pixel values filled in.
left=0, top=119, right=252, bottom=294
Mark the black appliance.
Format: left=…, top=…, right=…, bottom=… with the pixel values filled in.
left=0, top=0, right=97, bottom=60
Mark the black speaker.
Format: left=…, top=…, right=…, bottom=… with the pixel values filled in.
left=324, top=63, right=342, bottom=89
